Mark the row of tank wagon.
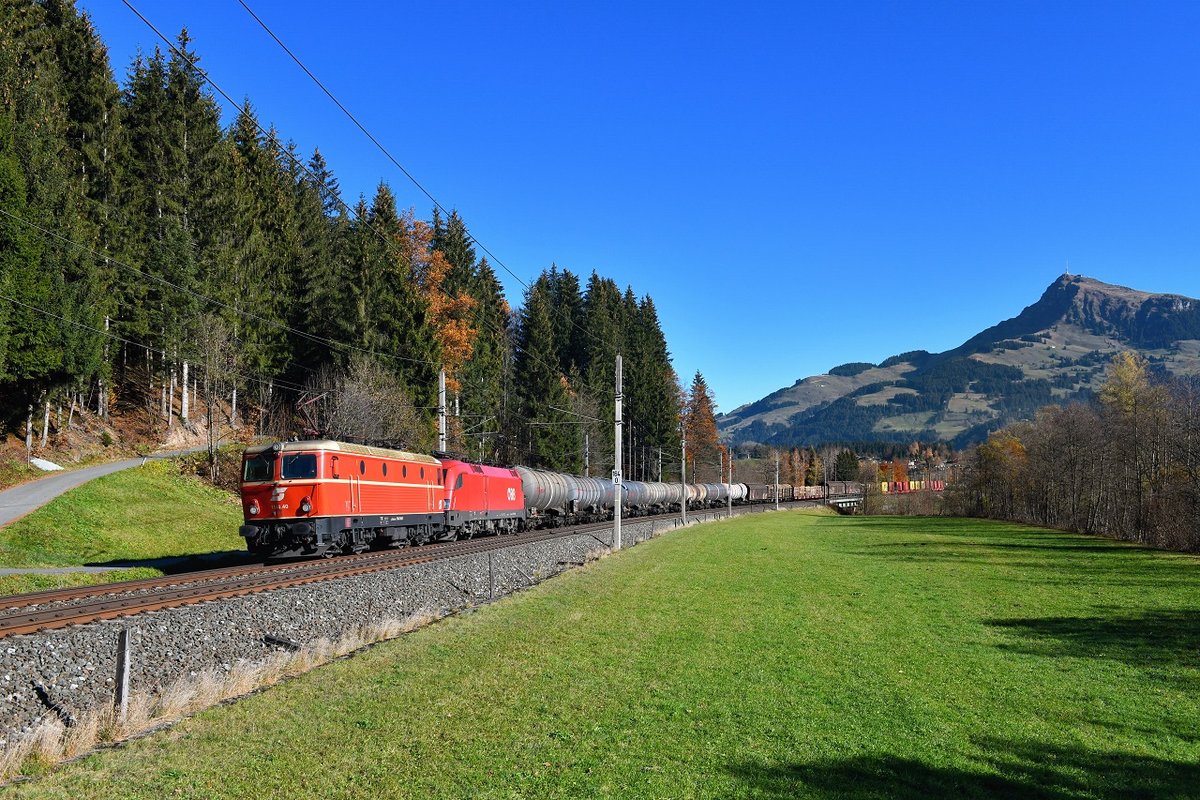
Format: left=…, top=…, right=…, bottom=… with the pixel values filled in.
left=518, top=469, right=858, bottom=524
left=880, top=480, right=946, bottom=493
left=518, top=467, right=750, bottom=525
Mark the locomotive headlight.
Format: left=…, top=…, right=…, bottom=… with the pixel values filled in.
left=248, top=501, right=260, bottom=516
left=300, top=498, right=312, bottom=514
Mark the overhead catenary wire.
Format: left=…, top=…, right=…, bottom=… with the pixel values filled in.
left=0, top=291, right=324, bottom=396
left=232, top=0, right=622, bottom=355
left=0, top=208, right=435, bottom=372
left=118, top=0, right=579, bottom=395
left=117, top=1, right=672, bottom=456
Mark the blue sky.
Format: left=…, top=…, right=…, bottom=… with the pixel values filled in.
left=81, top=1, right=1200, bottom=412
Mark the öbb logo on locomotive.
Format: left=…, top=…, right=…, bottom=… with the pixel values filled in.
left=239, top=439, right=844, bottom=559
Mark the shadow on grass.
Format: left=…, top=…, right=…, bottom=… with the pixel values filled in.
left=727, top=738, right=1199, bottom=799
left=987, top=609, right=1200, bottom=672
left=845, top=534, right=1197, bottom=588
left=85, top=549, right=261, bottom=574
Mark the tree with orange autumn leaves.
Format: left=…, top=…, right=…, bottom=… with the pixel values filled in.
left=393, top=211, right=478, bottom=395
left=684, top=371, right=722, bottom=482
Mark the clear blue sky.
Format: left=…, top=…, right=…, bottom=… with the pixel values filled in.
left=81, top=0, right=1200, bottom=413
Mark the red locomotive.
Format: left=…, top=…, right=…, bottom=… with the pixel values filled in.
left=240, top=440, right=446, bottom=557
left=439, top=459, right=525, bottom=537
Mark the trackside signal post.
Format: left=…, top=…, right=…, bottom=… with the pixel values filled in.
left=775, top=451, right=780, bottom=511
left=614, top=355, right=623, bottom=551
left=727, top=449, right=733, bottom=517
left=680, top=423, right=687, bottom=526
left=438, top=369, right=447, bottom=452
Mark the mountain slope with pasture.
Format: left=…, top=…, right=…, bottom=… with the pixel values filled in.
left=720, top=274, right=1200, bottom=447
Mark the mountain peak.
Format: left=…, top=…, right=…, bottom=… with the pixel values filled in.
left=720, top=274, right=1200, bottom=448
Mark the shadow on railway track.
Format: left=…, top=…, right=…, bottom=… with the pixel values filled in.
left=726, top=738, right=1199, bottom=799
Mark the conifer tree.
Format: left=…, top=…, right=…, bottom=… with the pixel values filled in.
left=430, top=208, right=476, bottom=295
left=292, top=148, right=350, bottom=374
left=513, top=275, right=576, bottom=470
left=359, top=184, right=439, bottom=406
left=547, top=266, right=585, bottom=375
left=457, top=258, right=510, bottom=460
left=628, top=295, right=681, bottom=479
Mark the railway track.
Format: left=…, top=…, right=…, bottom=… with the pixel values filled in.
left=0, top=524, right=607, bottom=639
left=0, top=525, right=595, bottom=638
left=0, top=502, right=794, bottom=640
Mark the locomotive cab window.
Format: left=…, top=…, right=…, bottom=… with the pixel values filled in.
left=382, top=463, right=388, bottom=476
left=281, top=454, right=317, bottom=480
left=243, top=453, right=275, bottom=482
left=420, top=467, right=425, bottom=479
left=359, top=460, right=365, bottom=475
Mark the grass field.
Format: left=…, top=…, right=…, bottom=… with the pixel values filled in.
left=0, top=459, right=245, bottom=595
left=5, top=512, right=1198, bottom=798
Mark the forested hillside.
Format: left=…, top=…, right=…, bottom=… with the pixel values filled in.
left=0, top=1, right=681, bottom=478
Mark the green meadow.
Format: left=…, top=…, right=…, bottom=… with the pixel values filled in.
left=0, top=459, right=245, bottom=595
left=6, top=512, right=1197, bottom=798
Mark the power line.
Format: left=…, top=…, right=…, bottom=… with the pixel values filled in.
left=0, top=291, right=319, bottom=395
left=119, top=0, right=587, bottom=394
left=0, top=208, right=435, bottom=371
left=233, top=0, right=616, bottom=354
left=113, top=3, right=671, bottom=449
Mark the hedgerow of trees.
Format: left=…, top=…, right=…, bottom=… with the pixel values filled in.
left=0, top=2, right=683, bottom=477
left=946, top=352, right=1200, bottom=552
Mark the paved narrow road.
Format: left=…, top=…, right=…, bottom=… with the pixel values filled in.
left=0, top=448, right=207, bottom=528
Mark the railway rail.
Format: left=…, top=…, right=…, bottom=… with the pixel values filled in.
left=0, top=500, right=809, bottom=640
left=0, top=517, right=631, bottom=639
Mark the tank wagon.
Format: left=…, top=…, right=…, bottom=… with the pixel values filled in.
left=239, top=439, right=861, bottom=559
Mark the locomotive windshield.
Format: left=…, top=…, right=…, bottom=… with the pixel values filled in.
left=281, top=453, right=318, bottom=480
left=243, top=453, right=275, bottom=482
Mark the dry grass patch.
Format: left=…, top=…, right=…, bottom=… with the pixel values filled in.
left=0, top=611, right=439, bottom=782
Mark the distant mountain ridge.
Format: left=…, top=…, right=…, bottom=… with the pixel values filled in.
left=719, top=274, right=1200, bottom=448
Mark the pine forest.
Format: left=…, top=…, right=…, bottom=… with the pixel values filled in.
left=0, top=2, right=695, bottom=480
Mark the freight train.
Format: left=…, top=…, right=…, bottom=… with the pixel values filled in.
left=238, top=440, right=850, bottom=559
left=880, top=480, right=945, bottom=493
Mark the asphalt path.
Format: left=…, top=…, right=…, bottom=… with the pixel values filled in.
left=0, top=447, right=208, bottom=528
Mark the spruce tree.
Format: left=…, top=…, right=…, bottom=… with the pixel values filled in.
left=360, top=183, right=440, bottom=407
left=457, top=258, right=510, bottom=461
left=513, top=276, right=576, bottom=471
left=548, top=266, right=585, bottom=375
left=292, top=148, right=350, bottom=374
left=629, top=295, right=681, bottom=480
left=430, top=208, right=476, bottom=295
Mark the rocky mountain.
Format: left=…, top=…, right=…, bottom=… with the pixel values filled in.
left=720, top=274, right=1200, bottom=448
